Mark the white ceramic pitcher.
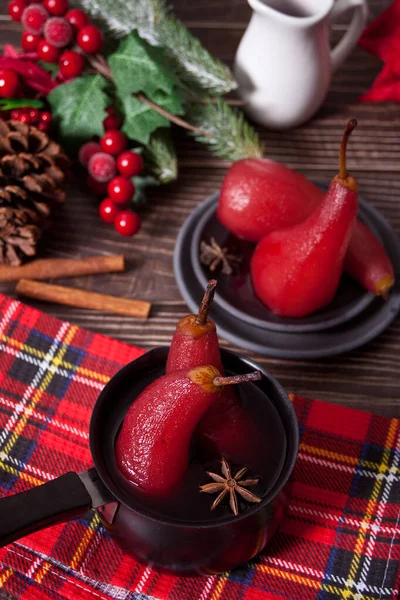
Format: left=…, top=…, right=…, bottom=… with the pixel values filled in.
left=234, top=0, right=368, bottom=129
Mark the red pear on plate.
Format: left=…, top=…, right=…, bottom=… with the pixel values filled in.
left=218, top=146, right=394, bottom=297
left=251, top=120, right=359, bottom=317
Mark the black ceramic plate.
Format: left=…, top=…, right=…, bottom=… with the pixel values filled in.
left=191, top=192, right=377, bottom=333
left=174, top=196, right=400, bottom=359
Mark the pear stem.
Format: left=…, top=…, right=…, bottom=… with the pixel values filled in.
left=195, top=280, right=217, bottom=326
left=213, top=371, right=262, bottom=387
left=339, top=119, right=357, bottom=179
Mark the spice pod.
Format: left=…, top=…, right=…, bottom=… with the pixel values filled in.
left=174, top=191, right=400, bottom=359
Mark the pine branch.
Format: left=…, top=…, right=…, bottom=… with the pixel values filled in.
left=143, top=129, right=178, bottom=184
left=73, top=0, right=166, bottom=44
left=74, top=0, right=236, bottom=95
left=158, top=17, right=236, bottom=96
left=186, top=99, right=264, bottom=161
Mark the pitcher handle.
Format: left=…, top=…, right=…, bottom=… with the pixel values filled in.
left=329, top=0, right=368, bottom=73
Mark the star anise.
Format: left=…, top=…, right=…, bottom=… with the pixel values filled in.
left=200, top=457, right=261, bottom=516
left=200, top=237, right=241, bottom=275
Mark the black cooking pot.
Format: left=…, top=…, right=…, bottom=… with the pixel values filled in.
left=0, top=347, right=298, bottom=575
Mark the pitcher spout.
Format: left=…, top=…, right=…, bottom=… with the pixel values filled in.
left=247, top=0, right=333, bottom=27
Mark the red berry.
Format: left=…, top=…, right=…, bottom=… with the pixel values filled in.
left=99, top=198, right=120, bottom=224
left=37, top=121, right=50, bottom=132
left=59, top=50, right=84, bottom=78
left=21, top=31, right=41, bottom=51
left=11, top=109, right=21, bottom=120
left=0, top=70, right=20, bottom=99
left=40, top=111, right=52, bottom=123
left=103, top=114, right=121, bottom=130
left=78, top=141, right=100, bottom=167
left=116, top=151, right=143, bottom=177
left=114, top=210, right=141, bottom=237
left=100, top=130, right=127, bottom=156
left=44, top=17, right=72, bottom=48
left=28, top=108, right=40, bottom=123
left=86, top=174, right=108, bottom=196
left=21, top=4, right=49, bottom=34
left=18, top=112, right=31, bottom=124
left=8, top=0, right=27, bottom=22
left=77, top=25, right=102, bottom=54
left=106, top=107, right=116, bottom=115
left=107, top=176, right=135, bottom=204
left=43, top=0, right=68, bottom=16
left=65, top=8, right=88, bottom=29
left=37, top=39, right=60, bottom=62
left=88, top=152, right=116, bottom=183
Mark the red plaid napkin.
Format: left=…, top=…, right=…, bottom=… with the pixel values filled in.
left=0, top=294, right=399, bottom=600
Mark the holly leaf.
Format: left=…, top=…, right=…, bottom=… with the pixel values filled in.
left=120, top=89, right=184, bottom=144
left=48, top=74, right=109, bottom=150
left=132, top=175, right=159, bottom=205
left=108, top=32, right=176, bottom=99
left=0, top=98, right=44, bottom=110
left=37, top=60, right=59, bottom=79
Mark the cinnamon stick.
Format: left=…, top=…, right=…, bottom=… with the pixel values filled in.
left=16, top=279, right=151, bottom=319
left=0, top=255, right=125, bottom=282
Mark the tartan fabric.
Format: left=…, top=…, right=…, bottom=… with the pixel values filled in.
left=0, top=294, right=399, bottom=600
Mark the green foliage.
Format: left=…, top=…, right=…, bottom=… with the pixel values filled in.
left=37, top=61, right=59, bottom=78
left=108, top=32, right=177, bottom=98
left=75, top=0, right=236, bottom=95
left=158, top=17, right=236, bottom=96
left=48, top=75, right=109, bottom=149
left=120, top=90, right=183, bottom=145
left=0, top=98, right=44, bottom=111
left=74, top=0, right=166, bottom=44
left=109, top=33, right=183, bottom=145
left=132, top=175, right=159, bottom=205
left=143, top=129, right=178, bottom=184
left=187, top=99, right=264, bottom=161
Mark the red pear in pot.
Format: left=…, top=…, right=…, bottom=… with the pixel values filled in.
left=166, top=280, right=223, bottom=373
left=251, top=120, right=359, bottom=318
left=115, top=367, right=261, bottom=496
left=166, top=281, right=264, bottom=464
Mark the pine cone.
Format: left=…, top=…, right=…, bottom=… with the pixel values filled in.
left=0, top=119, right=69, bottom=265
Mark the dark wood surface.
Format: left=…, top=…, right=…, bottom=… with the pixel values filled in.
left=0, top=0, right=399, bottom=418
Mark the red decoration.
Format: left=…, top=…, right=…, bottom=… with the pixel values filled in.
left=8, top=0, right=27, bottom=22
left=0, top=57, right=56, bottom=94
left=99, top=197, right=120, bottom=223
left=114, top=209, right=141, bottom=236
left=116, top=151, right=143, bottom=177
left=107, top=176, right=135, bottom=204
left=59, top=50, right=85, bottom=78
left=65, top=8, right=88, bottom=29
left=0, top=69, right=20, bottom=98
left=21, top=4, right=49, bottom=35
left=76, top=24, right=102, bottom=54
left=38, top=39, right=60, bottom=63
left=43, top=0, right=68, bottom=17
left=21, top=31, right=41, bottom=52
left=43, top=17, right=73, bottom=48
left=88, top=152, right=117, bottom=183
left=359, top=1, right=400, bottom=103
left=100, top=129, right=127, bottom=155
left=79, top=141, right=100, bottom=167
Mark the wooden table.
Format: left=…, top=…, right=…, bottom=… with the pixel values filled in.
left=0, top=0, right=399, bottom=419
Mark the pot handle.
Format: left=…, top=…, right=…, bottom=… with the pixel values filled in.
left=0, top=472, right=95, bottom=547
